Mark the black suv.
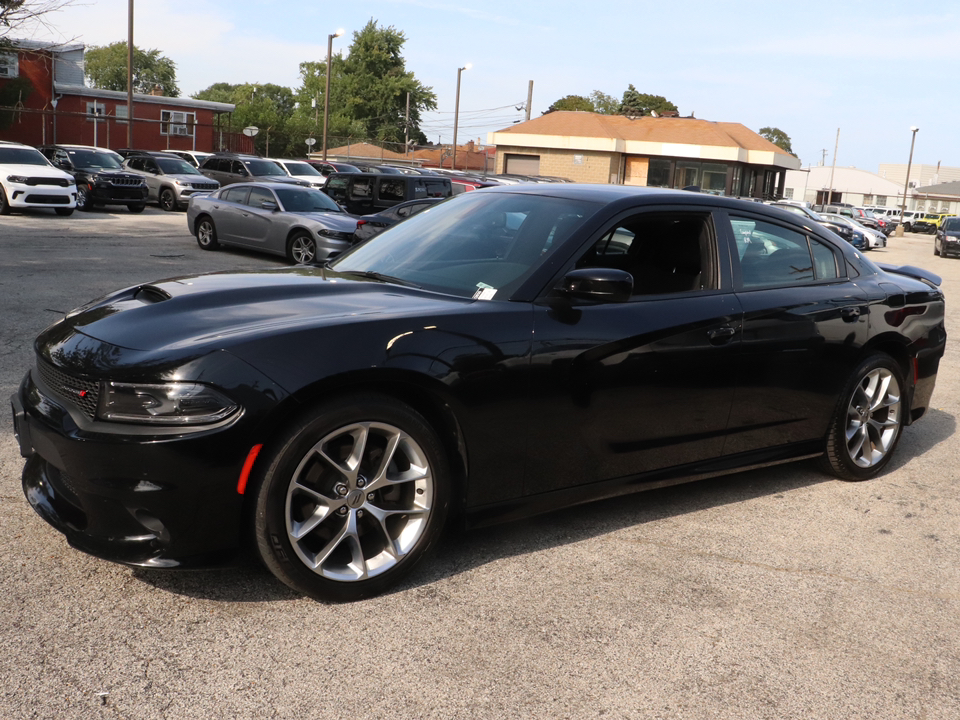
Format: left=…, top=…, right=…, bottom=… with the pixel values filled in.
left=198, top=153, right=306, bottom=188
left=322, top=172, right=452, bottom=215
left=38, top=144, right=148, bottom=212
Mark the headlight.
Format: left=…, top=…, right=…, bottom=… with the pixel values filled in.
left=6, top=175, right=28, bottom=183
left=318, top=229, right=352, bottom=241
left=99, top=382, right=238, bottom=425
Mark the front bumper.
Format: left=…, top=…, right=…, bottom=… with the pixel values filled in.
left=88, top=182, right=148, bottom=206
left=5, top=182, right=76, bottom=208
left=12, top=359, right=284, bottom=568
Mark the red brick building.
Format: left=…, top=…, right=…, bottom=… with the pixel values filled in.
left=0, top=39, right=242, bottom=152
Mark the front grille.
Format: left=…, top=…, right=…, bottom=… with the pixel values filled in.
left=107, top=177, right=143, bottom=187
left=24, top=194, right=70, bottom=204
left=190, top=182, right=219, bottom=191
left=27, top=177, right=71, bottom=187
left=36, top=360, right=100, bottom=419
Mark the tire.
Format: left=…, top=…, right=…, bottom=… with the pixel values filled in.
left=0, top=185, right=9, bottom=215
left=819, top=353, right=906, bottom=481
left=287, top=231, right=317, bottom=264
left=195, top=216, right=219, bottom=250
left=251, top=394, right=451, bottom=602
left=55, top=207, right=74, bottom=217
left=159, top=188, right=178, bottom=212
left=934, top=241, right=940, bottom=256
left=128, top=203, right=146, bottom=213
left=76, top=185, right=91, bottom=211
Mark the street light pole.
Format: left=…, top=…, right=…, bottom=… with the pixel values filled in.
left=897, top=126, right=919, bottom=237
left=322, top=28, right=344, bottom=162
left=452, top=63, right=471, bottom=171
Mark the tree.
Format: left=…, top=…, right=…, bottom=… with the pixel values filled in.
left=545, top=94, right=594, bottom=113
left=84, top=41, right=179, bottom=97
left=291, top=19, right=436, bottom=147
left=1, top=0, right=75, bottom=50
left=194, top=82, right=296, bottom=156
left=589, top=90, right=621, bottom=115
left=758, top=126, right=794, bottom=154
left=619, top=85, right=677, bottom=116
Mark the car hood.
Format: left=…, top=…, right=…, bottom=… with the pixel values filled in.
left=55, top=268, right=470, bottom=354
left=3, top=163, right=74, bottom=180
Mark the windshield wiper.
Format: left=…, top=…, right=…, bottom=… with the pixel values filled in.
left=338, top=270, right=421, bottom=288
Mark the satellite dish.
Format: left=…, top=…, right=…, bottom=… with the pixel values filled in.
left=242, top=126, right=260, bottom=137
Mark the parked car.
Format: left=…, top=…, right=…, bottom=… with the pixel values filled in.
left=934, top=216, right=960, bottom=258
left=168, top=150, right=213, bottom=168
left=914, top=212, right=955, bottom=234
left=38, top=144, right=148, bottom=212
left=14, top=186, right=946, bottom=602
left=768, top=203, right=866, bottom=250
left=822, top=212, right=885, bottom=249
left=306, top=160, right=361, bottom=179
left=353, top=197, right=446, bottom=242
left=0, top=140, right=76, bottom=216
left=323, top=172, right=452, bottom=215
left=198, top=153, right=307, bottom=188
left=265, top=158, right=327, bottom=189
left=187, top=182, right=358, bottom=263
left=121, top=151, right=220, bottom=211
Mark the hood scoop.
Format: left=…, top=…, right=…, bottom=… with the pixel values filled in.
left=134, top=285, right=173, bottom=304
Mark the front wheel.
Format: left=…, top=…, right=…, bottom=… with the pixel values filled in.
left=252, top=395, right=451, bottom=602
left=76, top=185, right=91, bottom=211
left=195, top=216, right=219, bottom=250
left=287, top=231, right=317, bottom=264
left=159, top=188, right=178, bottom=212
left=820, top=354, right=905, bottom=481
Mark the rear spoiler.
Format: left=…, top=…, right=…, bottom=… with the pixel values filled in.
left=875, top=262, right=942, bottom=287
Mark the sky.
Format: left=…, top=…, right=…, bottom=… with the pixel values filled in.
left=21, top=0, right=960, bottom=172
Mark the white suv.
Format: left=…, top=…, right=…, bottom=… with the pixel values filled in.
left=0, top=141, right=77, bottom=215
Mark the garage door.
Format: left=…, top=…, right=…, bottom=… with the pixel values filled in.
left=505, top=154, right=540, bottom=176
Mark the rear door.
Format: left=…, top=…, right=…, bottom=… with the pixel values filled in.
left=719, top=210, right=869, bottom=456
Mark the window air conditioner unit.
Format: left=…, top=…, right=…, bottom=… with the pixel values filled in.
left=171, top=125, right=190, bottom=136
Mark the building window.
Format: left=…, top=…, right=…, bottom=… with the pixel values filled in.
left=647, top=159, right=671, bottom=187
left=784, top=188, right=794, bottom=199
left=115, top=104, right=128, bottom=125
left=701, top=163, right=728, bottom=195
left=863, top=194, right=874, bottom=205
left=85, top=101, right=106, bottom=120
left=876, top=196, right=886, bottom=206
left=161, top=109, right=195, bottom=137
left=0, top=53, right=18, bottom=79
left=674, top=161, right=700, bottom=189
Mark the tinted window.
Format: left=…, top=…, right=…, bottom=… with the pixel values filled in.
left=423, top=180, right=449, bottom=198
left=222, top=186, right=250, bottom=203
left=578, top=212, right=715, bottom=296
left=731, top=217, right=816, bottom=288
left=247, top=187, right=276, bottom=207
left=280, top=161, right=321, bottom=176
left=350, top=177, right=373, bottom=199
left=156, top=157, right=200, bottom=174
left=274, top=187, right=341, bottom=213
left=379, top=179, right=405, bottom=202
left=245, top=159, right=285, bottom=176
left=943, top=218, right=960, bottom=232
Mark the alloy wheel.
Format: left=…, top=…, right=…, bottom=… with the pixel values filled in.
left=844, top=368, right=902, bottom=468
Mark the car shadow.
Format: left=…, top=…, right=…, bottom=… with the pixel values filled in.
left=128, top=408, right=956, bottom=604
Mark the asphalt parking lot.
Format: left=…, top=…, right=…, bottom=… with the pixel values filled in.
left=1, top=207, right=959, bottom=719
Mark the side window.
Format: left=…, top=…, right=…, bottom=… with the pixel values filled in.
left=731, top=216, right=834, bottom=288
left=247, top=187, right=275, bottom=208
left=127, top=158, right=143, bottom=171
left=577, top=212, right=715, bottom=296
left=231, top=161, right=248, bottom=176
left=144, top=159, right=158, bottom=173
left=424, top=180, right=448, bottom=197
left=222, top=186, right=250, bottom=204
left=351, top=178, right=373, bottom=199
left=379, top=179, right=406, bottom=202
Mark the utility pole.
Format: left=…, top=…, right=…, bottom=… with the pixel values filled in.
left=525, top=81, right=533, bottom=122
left=821, top=149, right=827, bottom=166
left=826, top=129, right=839, bottom=207
left=404, top=92, right=410, bottom=156
left=126, top=0, right=134, bottom=148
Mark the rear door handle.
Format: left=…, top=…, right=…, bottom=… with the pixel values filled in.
left=707, top=326, right=737, bottom=344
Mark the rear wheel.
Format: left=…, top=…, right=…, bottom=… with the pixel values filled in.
left=159, top=188, right=178, bottom=212
left=252, top=395, right=450, bottom=602
left=287, top=231, right=317, bottom=264
left=195, top=216, right=219, bottom=250
left=0, top=185, right=9, bottom=215
left=820, top=353, right=905, bottom=481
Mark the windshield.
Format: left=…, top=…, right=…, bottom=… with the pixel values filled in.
left=281, top=161, right=322, bottom=176
left=329, top=191, right=598, bottom=299
left=275, top=187, right=342, bottom=213
left=943, top=218, right=960, bottom=232
left=0, top=147, right=52, bottom=166
left=156, top=157, right=201, bottom=175
left=245, top=159, right=287, bottom=176
left=67, top=149, right=122, bottom=169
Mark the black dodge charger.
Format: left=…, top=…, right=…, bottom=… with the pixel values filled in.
left=11, top=185, right=947, bottom=601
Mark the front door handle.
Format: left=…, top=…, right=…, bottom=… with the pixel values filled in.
left=707, top=326, right=737, bottom=345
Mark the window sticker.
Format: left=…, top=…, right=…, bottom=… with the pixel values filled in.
left=472, top=283, right=497, bottom=300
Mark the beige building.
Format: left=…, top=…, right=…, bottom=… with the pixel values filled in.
left=487, top=111, right=800, bottom=197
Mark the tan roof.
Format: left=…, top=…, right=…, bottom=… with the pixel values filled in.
left=495, top=111, right=795, bottom=157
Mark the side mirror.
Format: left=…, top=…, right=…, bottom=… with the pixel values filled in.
left=558, top=268, right=633, bottom=303
left=59, top=160, right=74, bottom=170
left=260, top=201, right=278, bottom=211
